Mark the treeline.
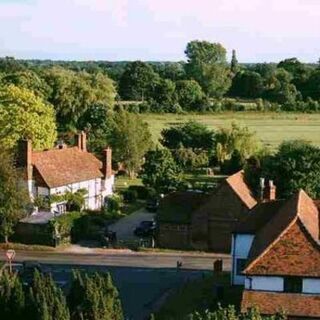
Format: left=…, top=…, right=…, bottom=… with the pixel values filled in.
left=1, top=40, right=320, bottom=113
left=0, top=269, right=123, bottom=320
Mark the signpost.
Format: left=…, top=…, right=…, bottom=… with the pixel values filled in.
left=5, top=249, right=16, bottom=274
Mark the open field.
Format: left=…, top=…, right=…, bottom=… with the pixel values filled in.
left=142, top=112, right=320, bottom=149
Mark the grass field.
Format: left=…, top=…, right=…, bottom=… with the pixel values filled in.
left=142, top=112, right=320, bottom=149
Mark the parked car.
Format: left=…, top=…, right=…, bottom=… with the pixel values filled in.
left=134, top=220, right=156, bottom=237
left=146, top=198, right=159, bottom=213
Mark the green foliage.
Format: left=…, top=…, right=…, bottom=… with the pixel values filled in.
left=0, top=149, right=29, bottom=242
left=246, top=140, right=320, bottom=199
left=230, top=71, right=264, bottom=98
left=0, top=268, right=123, bottom=320
left=185, top=40, right=231, bottom=98
left=27, top=270, right=70, bottom=320
left=175, top=80, right=205, bottom=111
left=141, top=148, right=182, bottom=193
left=118, top=61, right=160, bottom=101
left=188, top=305, right=286, bottom=320
left=173, top=148, right=209, bottom=170
left=215, top=122, right=260, bottom=163
left=109, top=110, right=153, bottom=177
left=0, top=85, right=57, bottom=151
left=106, top=194, right=123, bottom=216
left=68, top=271, right=123, bottom=320
left=122, top=189, right=138, bottom=203
left=161, top=121, right=215, bottom=150
left=231, top=50, right=239, bottom=74
left=44, top=67, right=115, bottom=132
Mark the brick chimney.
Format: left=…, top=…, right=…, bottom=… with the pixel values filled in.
left=103, top=147, right=112, bottom=179
left=264, top=180, right=276, bottom=201
left=16, top=139, right=32, bottom=181
left=76, top=131, right=87, bottom=152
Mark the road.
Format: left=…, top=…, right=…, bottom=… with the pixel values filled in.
left=108, top=208, right=156, bottom=240
left=0, top=249, right=231, bottom=271
left=0, top=250, right=231, bottom=319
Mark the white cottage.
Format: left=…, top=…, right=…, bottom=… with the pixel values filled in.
left=232, top=189, right=320, bottom=319
left=17, top=132, right=114, bottom=213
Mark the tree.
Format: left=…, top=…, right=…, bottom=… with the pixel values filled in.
left=161, top=121, right=215, bottom=150
left=1, top=70, right=51, bottom=99
left=141, top=148, right=182, bottom=193
left=215, top=122, right=260, bottom=163
left=175, top=80, right=205, bottom=111
left=0, top=85, right=57, bottom=151
left=150, top=78, right=178, bottom=112
left=303, top=69, right=320, bottom=100
left=264, top=68, right=299, bottom=105
left=68, top=271, right=123, bottom=320
left=184, top=40, right=231, bottom=97
left=0, top=271, right=25, bottom=320
left=230, top=71, right=264, bottom=98
left=246, top=140, right=320, bottom=199
left=44, top=67, right=115, bottom=132
left=27, top=270, right=70, bottom=320
left=0, top=149, right=29, bottom=243
left=118, top=61, right=160, bottom=101
left=230, top=49, right=239, bottom=74
left=109, top=111, right=153, bottom=177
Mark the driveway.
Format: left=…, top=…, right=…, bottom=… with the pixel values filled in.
left=108, top=208, right=156, bottom=240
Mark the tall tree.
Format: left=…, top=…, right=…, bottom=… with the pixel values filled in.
left=0, top=85, right=57, bottom=151
left=44, top=67, right=115, bottom=132
left=230, top=49, right=239, bottom=74
left=184, top=40, right=231, bottom=97
left=175, top=80, right=205, bottom=111
left=230, top=71, right=264, bottom=98
left=0, top=149, right=29, bottom=243
left=109, top=110, right=153, bottom=177
left=68, top=271, right=123, bottom=320
left=118, top=61, right=160, bottom=101
left=141, top=148, right=182, bottom=193
left=246, top=140, right=320, bottom=199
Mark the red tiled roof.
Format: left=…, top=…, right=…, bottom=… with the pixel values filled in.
left=244, top=190, right=320, bottom=276
left=32, top=147, right=103, bottom=188
left=234, top=200, right=285, bottom=234
left=241, top=290, right=320, bottom=318
left=226, top=171, right=257, bottom=209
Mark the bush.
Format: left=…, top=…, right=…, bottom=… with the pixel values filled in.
left=106, top=194, right=123, bottom=214
left=128, top=185, right=156, bottom=200
left=122, top=189, right=138, bottom=203
left=53, top=212, right=83, bottom=243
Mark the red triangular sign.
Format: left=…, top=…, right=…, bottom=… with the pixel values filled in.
left=6, top=249, right=15, bottom=261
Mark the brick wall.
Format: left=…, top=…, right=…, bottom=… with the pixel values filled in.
left=157, top=223, right=191, bottom=250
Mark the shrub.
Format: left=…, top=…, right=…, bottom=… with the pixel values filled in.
left=127, top=185, right=156, bottom=200
left=122, top=189, right=138, bottom=203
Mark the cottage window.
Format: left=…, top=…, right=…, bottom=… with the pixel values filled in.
left=284, top=277, right=302, bottom=293
left=236, top=259, right=247, bottom=275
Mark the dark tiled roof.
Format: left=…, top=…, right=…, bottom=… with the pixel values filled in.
left=226, top=171, right=257, bottom=209
left=234, top=200, right=285, bottom=234
left=32, top=147, right=103, bottom=188
left=158, top=191, right=209, bottom=224
left=244, top=190, right=320, bottom=276
left=241, top=290, right=320, bottom=318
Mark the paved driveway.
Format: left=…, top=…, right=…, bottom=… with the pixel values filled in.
left=108, top=208, right=156, bottom=240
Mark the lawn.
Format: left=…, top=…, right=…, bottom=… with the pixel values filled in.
left=142, top=112, right=320, bottom=149
left=155, top=272, right=243, bottom=320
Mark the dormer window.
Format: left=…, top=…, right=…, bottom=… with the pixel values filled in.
left=284, top=277, right=302, bottom=293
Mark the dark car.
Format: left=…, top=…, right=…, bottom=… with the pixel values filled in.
left=146, top=199, right=159, bottom=213
left=134, top=220, right=156, bottom=237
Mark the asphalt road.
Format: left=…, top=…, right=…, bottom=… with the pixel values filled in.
left=0, top=250, right=231, bottom=271
left=0, top=250, right=231, bottom=320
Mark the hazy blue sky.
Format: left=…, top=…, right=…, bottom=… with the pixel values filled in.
left=0, top=0, right=319, bottom=62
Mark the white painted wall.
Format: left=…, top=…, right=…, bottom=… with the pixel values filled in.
left=37, top=187, right=49, bottom=196
left=245, top=276, right=284, bottom=292
left=231, top=233, right=255, bottom=285
left=303, top=278, right=320, bottom=294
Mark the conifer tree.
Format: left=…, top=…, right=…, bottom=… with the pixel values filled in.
left=231, top=49, right=239, bottom=74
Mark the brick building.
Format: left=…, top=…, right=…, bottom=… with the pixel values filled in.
left=232, top=190, right=320, bottom=319
left=157, top=170, right=274, bottom=252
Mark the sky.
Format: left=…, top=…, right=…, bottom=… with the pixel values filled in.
left=0, top=0, right=319, bottom=62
